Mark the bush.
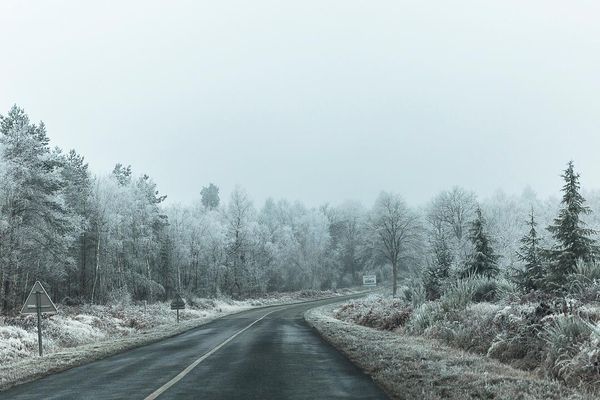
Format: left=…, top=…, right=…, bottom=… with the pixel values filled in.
left=486, top=303, right=547, bottom=369
left=106, top=286, right=132, bottom=307
left=335, top=296, right=413, bottom=331
left=495, top=278, right=521, bottom=302
left=409, top=285, right=427, bottom=308
left=423, top=302, right=501, bottom=353
left=406, top=301, right=445, bottom=334
left=543, top=315, right=594, bottom=383
left=566, top=261, right=600, bottom=302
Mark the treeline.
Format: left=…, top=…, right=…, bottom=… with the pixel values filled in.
left=420, top=161, right=598, bottom=299
left=0, top=106, right=375, bottom=312
left=0, top=106, right=598, bottom=313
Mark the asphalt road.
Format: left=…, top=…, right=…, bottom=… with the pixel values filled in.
left=1, top=295, right=389, bottom=400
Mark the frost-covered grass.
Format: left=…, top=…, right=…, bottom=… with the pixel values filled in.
left=306, top=303, right=595, bottom=400
left=0, top=288, right=359, bottom=390
left=330, top=287, right=600, bottom=394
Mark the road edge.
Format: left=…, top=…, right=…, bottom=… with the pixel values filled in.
left=303, top=302, right=395, bottom=400
left=304, top=302, right=595, bottom=400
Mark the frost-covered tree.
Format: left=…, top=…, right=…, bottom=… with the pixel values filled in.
left=0, top=106, right=73, bottom=311
left=322, top=201, right=366, bottom=286
left=370, top=192, right=421, bottom=296
left=546, top=161, right=597, bottom=285
left=427, top=187, right=477, bottom=264
left=423, top=232, right=452, bottom=300
left=59, top=149, right=93, bottom=298
left=515, top=208, right=544, bottom=291
left=225, top=186, right=254, bottom=298
left=463, top=207, right=499, bottom=278
left=201, top=183, right=220, bottom=210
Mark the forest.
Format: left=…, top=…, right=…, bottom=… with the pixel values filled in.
left=1, top=105, right=599, bottom=315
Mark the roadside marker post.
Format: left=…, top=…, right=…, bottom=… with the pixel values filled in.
left=21, top=281, right=57, bottom=356
left=170, top=294, right=186, bottom=323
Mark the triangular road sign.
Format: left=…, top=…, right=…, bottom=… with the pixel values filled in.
left=170, top=294, right=185, bottom=310
left=21, top=281, right=57, bottom=314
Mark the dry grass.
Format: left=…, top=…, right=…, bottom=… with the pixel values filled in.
left=306, top=304, right=595, bottom=400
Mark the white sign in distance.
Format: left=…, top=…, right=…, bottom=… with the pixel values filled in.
left=363, top=275, right=377, bottom=286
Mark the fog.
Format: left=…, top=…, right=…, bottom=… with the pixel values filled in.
left=1, top=1, right=600, bottom=206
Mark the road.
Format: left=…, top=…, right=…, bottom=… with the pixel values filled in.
left=1, top=295, right=389, bottom=399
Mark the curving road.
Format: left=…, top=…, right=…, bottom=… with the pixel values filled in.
left=1, top=295, right=389, bottom=400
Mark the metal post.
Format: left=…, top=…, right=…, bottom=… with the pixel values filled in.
left=177, top=308, right=180, bottom=323
left=36, top=291, right=43, bottom=357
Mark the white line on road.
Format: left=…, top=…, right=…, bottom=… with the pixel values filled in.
left=144, top=309, right=276, bottom=400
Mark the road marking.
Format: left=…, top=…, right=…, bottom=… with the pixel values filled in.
left=144, top=309, right=276, bottom=400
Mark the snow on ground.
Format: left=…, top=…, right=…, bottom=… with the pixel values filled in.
left=305, top=303, right=595, bottom=400
left=0, top=288, right=358, bottom=390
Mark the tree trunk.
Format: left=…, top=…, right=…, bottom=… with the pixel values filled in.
left=392, top=260, right=398, bottom=297
left=91, top=237, right=100, bottom=304
left=81, top=232, right=87, bottom=297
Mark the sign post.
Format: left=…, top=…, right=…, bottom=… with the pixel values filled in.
left=21, top=281, right=57, bottom=356
left=170, top=294, right=186, bottom=323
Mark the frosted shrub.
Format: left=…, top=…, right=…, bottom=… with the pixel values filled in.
left=495, top=278, right=521, bottom=302
left=421, top=302, right=501, bottom=353
left=441, top=279, right=476, bottom=310
left=486, top=304, right=547, bottom=369
left=543, top=315, right=595, bottom=382
left=406, top=277, right=496, bottom=335
left=555, top=328, right=600, bottom=388
left=406, top=302, right=444, bottom=334
left=335, top=297, right=413, bottom=331
left=452, top=302, right=502, bottom=352
left=0, top=326, right=38, bottom=362
left=106, top=287, right=132, bottom=307
left=45, top=315, right=105, bottom=347
left=410, top=285, right=426, bottom=308
left=567, top=261, right=600, bottom=302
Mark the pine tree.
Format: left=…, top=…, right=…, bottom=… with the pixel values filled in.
left=201, top=183, right=220, bottom=210
left=547, top=161, right=597, bottom=285
left=424, top=233, right=452, bottom=299
left=0, top=106, right=71, bottom=311
left=515, top=208, right=544, bottom=291
left=463, top=207, right=499, bottom=277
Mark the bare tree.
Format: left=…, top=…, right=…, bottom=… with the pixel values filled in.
left=371, top=192, right=421, bottom=296
left=428, top=187, right=477, bottom=240
left=426, top=186, right=477, bottom=262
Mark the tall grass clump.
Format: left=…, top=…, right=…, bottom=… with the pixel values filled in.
left=442, top=276, right=498, bottom=309
left=543, top=315, right=599, bottom=386
left=567, top=261, right=600, bottom=302
left=406, top=301, right=444, bottom=334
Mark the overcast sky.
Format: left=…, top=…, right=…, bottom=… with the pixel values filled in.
left=1, top=1, right=600, bottom=207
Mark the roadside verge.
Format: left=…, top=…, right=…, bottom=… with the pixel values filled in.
left=305, top=303, right=594, bottom=400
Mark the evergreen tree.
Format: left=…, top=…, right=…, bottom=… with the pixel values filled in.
left=546, top=161, right=597, bottom=284
left=424, top=233, right=452, bottom=299
left=0, top=106, right=71, bottom=311
left=112, top=163, right=132, bottom=186
left=60, top=149, right=93, bottom=298
left=463, top=207, right=499, bottom=277
left=515, top=208, right=544, bottom=291
left=201, top=183, right=220, bottom=210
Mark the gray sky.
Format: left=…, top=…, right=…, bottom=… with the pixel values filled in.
left=1, top=1, right=600, bottom=207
